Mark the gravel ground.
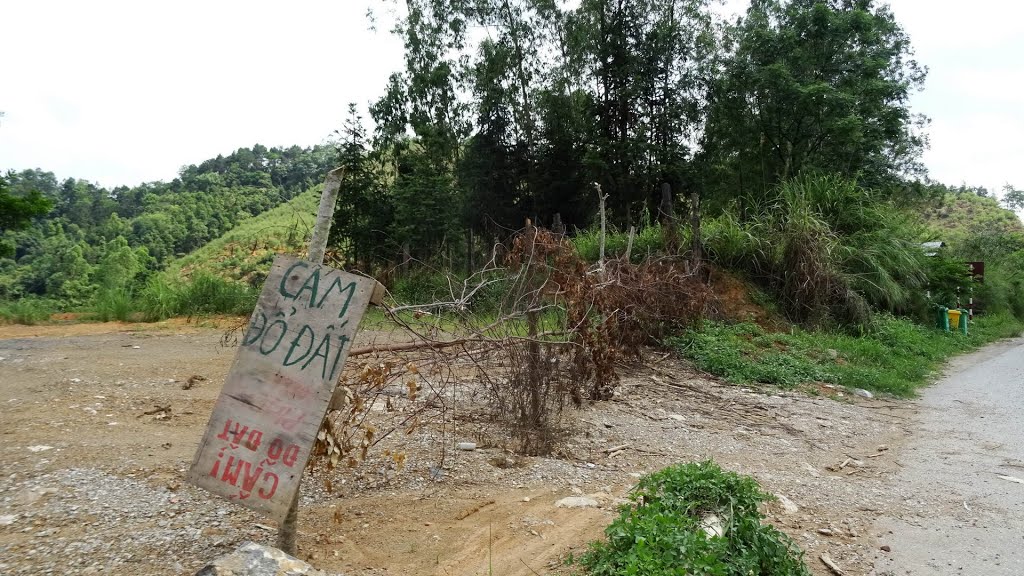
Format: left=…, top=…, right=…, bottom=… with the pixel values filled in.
left=0, top=322, right=995, bottom=575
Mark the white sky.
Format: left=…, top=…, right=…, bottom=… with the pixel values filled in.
left=1, top=0, right=1021, bottom=201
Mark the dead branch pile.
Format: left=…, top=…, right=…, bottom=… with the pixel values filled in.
left=302, top=223, right=710, bottom=465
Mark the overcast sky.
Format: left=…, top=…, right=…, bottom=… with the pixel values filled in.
left=1, top=0, right=1021, bottom=200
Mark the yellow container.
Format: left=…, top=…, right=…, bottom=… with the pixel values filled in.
left=947, top=309, right=962, bottom=326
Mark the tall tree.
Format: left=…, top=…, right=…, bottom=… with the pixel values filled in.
left=332, top=104, right=394, bottom=269
left=703, top=0, right=926, bottom=205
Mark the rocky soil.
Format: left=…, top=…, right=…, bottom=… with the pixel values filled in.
left=0, top=320, right=943, bottom=575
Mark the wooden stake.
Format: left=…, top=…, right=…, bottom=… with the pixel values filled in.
left=596, top=183, right=608, bottom=274
left=279, top=166, right=344, bottom=556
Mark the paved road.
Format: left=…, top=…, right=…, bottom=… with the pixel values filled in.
left=873, top=337, right=1024, bottom=576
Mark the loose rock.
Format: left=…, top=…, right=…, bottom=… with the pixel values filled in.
left=194, top=542, right=333, bottom=576
left=775, top=494, right=800, bottom=514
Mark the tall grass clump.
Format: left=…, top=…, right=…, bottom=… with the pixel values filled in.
left=0, top=298, right=58, bottom=325
left=175, top=272, right=259, bottom=316
left=705, top=173, right=930, bottom=329
left=137, top=273, right=258, bottom=320
left=577, top=461, right=809, bottom=576
left=573, top=223, right=670, bottom=263
left=139, top=276, right=181, bottom=321
left=92, top=289, right=135, bottom=322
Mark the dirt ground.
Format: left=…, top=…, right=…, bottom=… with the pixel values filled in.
left=0, top=320, right=931, bottom=575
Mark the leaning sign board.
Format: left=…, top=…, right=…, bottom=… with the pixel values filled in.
left=187, top=255, right=376, bottom=521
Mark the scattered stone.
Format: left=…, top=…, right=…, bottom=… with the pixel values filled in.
left=194, top=542, right=332, bottom=575
left=819, top=552, right=845, bottom=575
left=521, top=497, right=531, bottom=502
left=0, top=514, right=17, bottom=526
left=27, top=446, right=53, bottom=453
left=880, top=544, right=891, bottom=552
left=555, top=496, right=598, bottom=508
left=817, top=527, right=834, bottom=536
left=826, top=349, right=839, bottom=359
left=852, top=388, right=874, bottom=399
left=17, top=486, right=57, bottom=505
left=775, top=494, right=799, bottom=514
left=456, top=442, right=476, bottom=451
left=667, top=414, right=685, bottom=422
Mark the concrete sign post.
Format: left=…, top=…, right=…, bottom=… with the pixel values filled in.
left=187, top=254, right=376, bottom=521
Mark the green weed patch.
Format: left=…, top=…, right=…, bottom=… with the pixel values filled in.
left=668, top=314, right=1024, bottom=397
left=575, top=461, right=809, bottom=576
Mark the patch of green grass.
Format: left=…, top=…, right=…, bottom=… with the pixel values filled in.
left=667, top=313, right=1024, bottom=397
left=573, top=223, right=672, bottom=263
left=135, top=273, right=259, bottom=321
left=91, top=289, right=135, bottom=322
left=176, top=272, right=259, bottom=316
left=163, top=188, right=318, bottom=283
left=0, top=298, right=59, bottom=325
left=575, top=461, right=809, bottom=576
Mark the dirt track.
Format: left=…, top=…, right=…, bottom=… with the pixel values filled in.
left=0, top=320, right=981, bottom=575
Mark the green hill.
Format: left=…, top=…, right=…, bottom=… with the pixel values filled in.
left=163, top=186, right=320, bottom=286
left=921, top=192, right=1024, bottom=244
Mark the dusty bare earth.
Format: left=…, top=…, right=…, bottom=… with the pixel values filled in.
left=0, top=319, right=971, bottom=576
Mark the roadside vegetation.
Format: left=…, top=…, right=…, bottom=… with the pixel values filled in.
left=575, top=461, right=809, bottom=576
left=669, top=314, right=1024, bottom=397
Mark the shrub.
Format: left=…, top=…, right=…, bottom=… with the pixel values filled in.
left=177, top=272, right=259, bottom=316
left=389, top=269, right=456, bottom=305
left=137, top=273, right=258, bottom=321
left=577, top=461, right=809, bottom=576
left=0, top=298, right=57, bottom=325
left=92, top=288, right=135, bottom=322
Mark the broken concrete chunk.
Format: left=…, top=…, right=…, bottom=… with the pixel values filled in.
left=194, top=542, right=335, bottom=576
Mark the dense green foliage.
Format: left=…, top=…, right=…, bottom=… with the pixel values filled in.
left=577, top=461, right=809, bottom=575
left=669, top=314, right=1023, bottom=397
left=1, top=0, right=1021, bottom=350
left=0, top=145, right=332, bottom=309
left=164, top=188, right=319, bottom=286
left=0, top=173, right=54, bottom=257
left=918, top=187, right=1024, bottom=319
left=334, top=0, right=927, bottom=272
left=701, top=174, right=933, bottom=328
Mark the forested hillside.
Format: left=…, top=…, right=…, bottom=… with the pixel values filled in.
left=2, top=0, right=1022, bottom=333
left=0, top=145, right=333, bottom=307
